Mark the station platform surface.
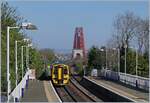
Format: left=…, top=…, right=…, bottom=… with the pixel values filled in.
left=85, top=76, right=149, bottom=102
left=20, top=80, right=60, bottom=102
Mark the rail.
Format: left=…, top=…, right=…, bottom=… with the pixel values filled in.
left=54, top=79, right=96, bottom=102
left=70, top=77, right=102, bottom=102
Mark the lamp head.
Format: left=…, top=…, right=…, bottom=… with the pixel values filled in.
left=100, top=49, right=104, bottom=51
left=23, top=38, right=30, bottom=42
left=28, top=43, right=33, bottom=47
left=112, top=48, right=116, bottom=50
left=124, top=44, right=127, bottom=48
left=21, top=23, right=38, bottom=30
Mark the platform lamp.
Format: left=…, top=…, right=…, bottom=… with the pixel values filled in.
left=15, top=38, right=30, bottom=87
left=7, top=23, right=37, bottom=102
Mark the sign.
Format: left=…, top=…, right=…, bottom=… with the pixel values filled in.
left=29, top=69, right=35, bottom=79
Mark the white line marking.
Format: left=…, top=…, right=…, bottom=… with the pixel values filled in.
left=84, top=76, right=148, bottom=102
left=49, top=81, right=62, bottom=103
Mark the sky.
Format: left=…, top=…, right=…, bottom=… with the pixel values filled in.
left=8, top=0, right=148, bottom=52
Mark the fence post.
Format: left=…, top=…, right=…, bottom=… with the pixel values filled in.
left=105, top=70, right=107, bottom=79
left=26, top=80, right=28, bottom=89
left=15, top=97, right=19, bottom=102
left=21, top=88, right=24, bottom=98
left=28, top=75, right=29, bottom=80
left=136, top=80, right=138, bottom=88
left=118, top=72, right=120, bottom=81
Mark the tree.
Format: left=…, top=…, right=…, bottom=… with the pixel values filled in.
left=1, top=2, right=25, bottom=92
left=135, top=18, right=149, bottom=54
left=113, top=11, right=139, bottom=49
left=1, top=2, right=45, bottom=93
left=107, top=11, right=149, bottom=77
left=39, top=48, right=55, bottom=64
left=88, top=46, right=102, bottom=70
left=29, top=48, right=44, bottom=79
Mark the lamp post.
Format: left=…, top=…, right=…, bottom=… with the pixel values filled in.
left=130, top=46, right=138, bottom=87
left=26, top=46, right=28, bottom=70
left=100, top=48, right=104, bottom=69
left=27, top=43, right=32, bottom=70
left=112, top=47, right=120, bottom=81
left=112, top=48, right=120, bottom=73
left=118, top=48, right=120, bottom=75
left=100, top=48, right=107, bottom=77
left=106, top=48, right=107, bottom=70
left=7, top=27, right=19, bottom=102
left=135, top=48, right=138, bottom=77
left=21, top=46, right=24, bottom=79
left=135, top=47, right=138, bottom=87
left=7, top=23, right=37, bottom=102
left=15, top=39, right=29, bottom=87
left=124, top=44, right=127, bottom=83
left=21, top=43, right=32, bottom=79
left=130, top=47, right=138, bottom=77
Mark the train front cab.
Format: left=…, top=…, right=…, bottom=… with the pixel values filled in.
left=52, top=64, right=70, bottom=86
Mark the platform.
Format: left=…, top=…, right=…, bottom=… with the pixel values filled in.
left=85, top=76, right=149, bottom=102
left=43, top=80, right=61, bottom=102
left=20, top=80, right=60, bottom=102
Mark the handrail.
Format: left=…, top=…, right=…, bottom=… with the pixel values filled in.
left=119, top=72, right=149, bottom=80
left=10, top=70, right=30, bottom=102
left=98, top=69, right=149, bottom=91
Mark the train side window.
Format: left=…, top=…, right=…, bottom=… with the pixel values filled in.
left=64, top=68, right=68, bottom=74
left=54, top=66, right=58, bottom=74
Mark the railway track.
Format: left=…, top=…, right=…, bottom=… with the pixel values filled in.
left=54, top=77, right=100, bottom=102
left=70, top=77, right=103, bottom=102
left=55, top=86, right=75, bottom=102
left=73, top=76, right=112, bottom=102
left=72, top=75, right=110, bottom=102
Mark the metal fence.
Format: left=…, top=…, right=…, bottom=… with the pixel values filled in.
left=10, top=70, right=30, bottom=102
left=119, top=72, right=149, bottom=91
left=96, top=69, right=149, bottom=91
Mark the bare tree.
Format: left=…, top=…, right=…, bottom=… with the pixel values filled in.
left=106, top=11, right=149, bottom=76
left=110, top=11, right=149, bottom=55
left=135, top=18, right=149, bottom=54
left=113, top=11, right=139, bottom=49
left=107, top=11, right=142, bottom=73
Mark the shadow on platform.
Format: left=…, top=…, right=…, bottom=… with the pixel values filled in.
left=38, top=71, right=51, bottom=81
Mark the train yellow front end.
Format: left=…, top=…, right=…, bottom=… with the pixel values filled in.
left=51, top=64, right=70, bottom=86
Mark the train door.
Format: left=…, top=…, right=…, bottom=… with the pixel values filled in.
left=63, top=66, right=69, bottom=84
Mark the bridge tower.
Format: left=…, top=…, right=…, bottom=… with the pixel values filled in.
left=72, top=27, right=86, bottom=59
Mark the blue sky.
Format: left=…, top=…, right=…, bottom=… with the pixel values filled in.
left=8, top=1, right=148, bottom=51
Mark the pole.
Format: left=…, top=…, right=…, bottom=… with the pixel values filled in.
left=106, top=48, right=107, bottom=70
left=15, top=41, right=18, bottom=87
left=135, top=48, right=138, bottom=87
left=27, top=46, right=29, bottom=70
left=7, top=27, right=10, bottom=102
left=0, top=17, right=2, bottom=102
left=26, top=46, right=28, bottom=70
left=21, top=46, right=24, bottom=79
left=118, top=48, right=120, bottom=74
left=7, top=26, right=19, bottom=102
left=125, top=46, right=127, bottom=83
left=136, top=48, right=138, bottom=77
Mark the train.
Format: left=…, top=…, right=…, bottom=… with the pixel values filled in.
left=50, top=63, right=70, bottom=86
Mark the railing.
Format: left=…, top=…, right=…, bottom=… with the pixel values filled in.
left=97, top=69, right=149, bottom=91
left=119, top=72, right=149, bottom=91
left=10, top=70, right=30, bottom=102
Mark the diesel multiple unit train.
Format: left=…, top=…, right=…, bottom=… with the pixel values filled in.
left=50, top=64, right=70, bottom=86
